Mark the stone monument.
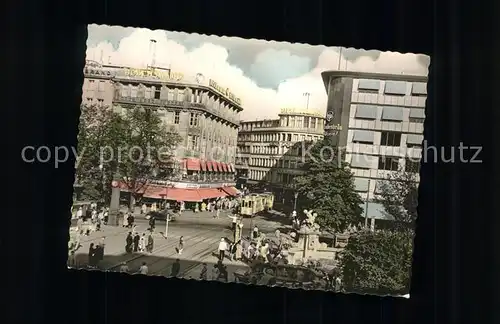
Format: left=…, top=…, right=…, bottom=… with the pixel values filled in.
left=296, top=209, right=321, bottom=259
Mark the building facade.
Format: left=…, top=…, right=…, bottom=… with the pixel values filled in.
left=235, top=109, right=325, bottom=201
left=321, top=71, right=427, bottom=223
left=82, top=60, right=243, bottom=202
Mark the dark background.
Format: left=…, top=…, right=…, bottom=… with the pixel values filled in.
left=4, top=0, right=496, bottom=323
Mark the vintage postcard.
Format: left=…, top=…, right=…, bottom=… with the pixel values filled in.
left=68, top=24, right=429, bottom=297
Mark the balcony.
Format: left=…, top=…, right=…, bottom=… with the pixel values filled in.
left=114, top=94, right=240, bottom=126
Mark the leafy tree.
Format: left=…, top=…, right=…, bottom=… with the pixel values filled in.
left=111, top=106, right=182, bottom=209
left=374, top=165, right=419, bottom=230
left=339, top=229, right=413, bottom=295
left=75, top=104, right=117, bottom=202
left=294, top=138, right=363, bottom=232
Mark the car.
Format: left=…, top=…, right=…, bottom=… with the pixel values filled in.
left=145, top=210, right=176, bottom=222
left=234, top=262, right=329, bottom=289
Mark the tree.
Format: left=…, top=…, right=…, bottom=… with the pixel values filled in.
left=75, top=104, right=117, bottom=202
left=294, top=139, right=363, bottom=232
left=339, top=229, right=413, bottom=295
left=111, top=106, right=182, bottom=209
left=374, top=166, right=419, bottom=230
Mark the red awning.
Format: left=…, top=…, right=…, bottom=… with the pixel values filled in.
left=179, top=159, right=187, bottom=169
left=222, top=186, right=239, bottom=196
left=143, top=185, right=169, bottom=199
left=211, top=161, right=218, bottom=172
left=162, top=188, right=202, bottom=202
left=221, top=163, right=228, bottom=172
left=206, top=161, right=213, bottom=172
left=214, top=162, right=221, bottom=172
left=186, top=158, right=201, bottom=171
left=200, top=160, right=207, bottom=171
left=227, top=164, right=234, bottom=173
left=198, top=188, right=228, bottom=200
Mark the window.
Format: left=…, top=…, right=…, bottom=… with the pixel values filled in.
left=98, top=81, right=105, bottom=92
left=190, top=136, right=198, bottom=150
left=409, top=117, right=425, bottom=124
left=303, top=117, right=310, bottom=128
left=174, top=112, right=180, bottom=124
left=130, top=87, right=137, bottom=97
left=352, top=130, right=375, bottom=144
left=88, top=80, right=95, bottom=90
left=384, top=81, right=407, bottom=96
left=405, top=158, right=420, bottom=173
left=380, top=131, right=402, bottom=147
left=310, top=118, right=317, bottom=129
left=189, top=113, right=198, bottom=126
left=378, top=156, right=400, bottom=171
left=86, top=97, right=92, bottom=104
left=154, top=86, right=161, bottom=99
left=97, top=99, right=104, bottom=107
left=358, top=79, right=380, bottom=92
left=406, top=134, right=423, bottom=148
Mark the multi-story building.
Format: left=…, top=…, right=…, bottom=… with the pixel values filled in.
left=82, top=60, right=243, bottom=202
left=320, top=71, right=427, bottom=226
left=235, top=108, right=325, bottom=202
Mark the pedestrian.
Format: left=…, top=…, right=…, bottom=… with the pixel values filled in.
left=103, top=208, right=109, bottom=224
left=127, top=214, right=134, bottom=228
left=131, top=224, right=138, bottom=237
left=141, top=203, right=147, bottom=215
left=228, top=214, right=238, bottom=231
left=177, top=236, right=184, bottom=255
left=125, top=232, right=133, bottom=253
left=119, top=262, right=129, bottom=273
left=123, top=212, right=129, bottom=228
left=211, top=264, right=219, bottom=280
left=235, top=240, right=242, bottom=261
left=215, top=207, right=220, bottom=219
left=133, top=233, right=140, bottom=252
left=149, top=216, right=156, bottom=232
left=170, top=259, right=180, bottom=277
left=68, top=250, right=76, bottom=268
left=200, top=263, right=208, bottom=280
left=95, top=244, right=104, bottom=267
left=218, top=238, right=228, bottom=261
left=252, top=226, right=259, bottom=240
left=138, top=262, right=148, bottom=275
left=96, top=217, right=102, bottom=231
left=88, top=243, right=96, bottom=268
left=76, top=207, right=83, bottom=219
left=139, top=233, right=146, bottom=252
left=146, top=233, right=154, bottom=253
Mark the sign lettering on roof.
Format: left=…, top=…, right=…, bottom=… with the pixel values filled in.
left=123, top=67, right=184, bottom=82
left=208, top=79, right=242, bottom=105
left=280, top=108, right=323, bottom=117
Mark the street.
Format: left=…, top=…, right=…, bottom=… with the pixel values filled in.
left=70, top=209, right=290, bottom=281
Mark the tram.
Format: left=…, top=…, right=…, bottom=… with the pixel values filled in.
left=239, top=192, right=275, bottom=217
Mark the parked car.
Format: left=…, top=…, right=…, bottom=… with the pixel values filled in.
left=234, top=262, right=329, bottom=289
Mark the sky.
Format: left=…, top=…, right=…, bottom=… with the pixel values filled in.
left=86, top=24, right=430, bottom=121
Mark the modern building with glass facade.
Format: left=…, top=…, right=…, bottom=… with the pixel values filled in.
left=321, top=71, right=427, bottom=224
left=81, top=60, right=243, bottom=201
left=235, top=109, right=325, bottom=201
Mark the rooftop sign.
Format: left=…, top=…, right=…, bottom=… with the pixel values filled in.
left=279, top=108, right=323, bottom=117
left=122, top=67, right=184, bottom=82
left=208, top=79, right=242, bottom=105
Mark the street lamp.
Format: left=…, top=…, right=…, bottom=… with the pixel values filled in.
left=159, top=184, right=173, bottom=239
left=293, top=192, right=298, bottom=211
left=99, top=164, right=105, bottom=205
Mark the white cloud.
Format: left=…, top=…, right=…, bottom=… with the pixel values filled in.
left=87, top=26, right=429, bottom=121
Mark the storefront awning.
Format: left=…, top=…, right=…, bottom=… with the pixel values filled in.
left=142, top=185, right=169, bottom=199
left=200, top=160, right=207, bottom=171
left=213, top=161, right=221, bottom=172
left=229, top=163, right=235, bottom=173
left=222, top=186, right=239, bottom=196
left=221, top=162, right=228, bottom=172
left=198, top=188, right=228, bottom=200
left=186, top=158, right=201, bottom=171
left=206, top=161, right=213, bottom=171
left=163, top=188, right=202, bottom=202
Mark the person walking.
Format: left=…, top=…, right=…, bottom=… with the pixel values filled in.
left=139, top=233, right=146, bottom=252
left=170, top=259, right=181, bottom=277
left=122, top=212, right=129, bottom=228
left=88, top=243, right=97, bottom=268
left=177, top=236, right=184, bottom=255
left=133, top=233, right=140, bottom=252
left=146, top=233, right=154, bottom=253
left=200, top=263, right=208, bottom=280
left=125, top=232, right=133, bottom=253
left=218, top=238, right=228, bottom=262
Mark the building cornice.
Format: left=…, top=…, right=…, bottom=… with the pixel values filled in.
left=320, top=70, right=428, bottom=93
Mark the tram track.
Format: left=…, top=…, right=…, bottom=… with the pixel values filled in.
left=105, top=228, right=226, bottom=275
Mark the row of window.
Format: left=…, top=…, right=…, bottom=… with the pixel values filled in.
left=352, top=130, right=423, bottom=148
left=238, top=132, right=322, bottom=143
left=353, top=104, right=425, bottom=123
left=356, top=79, right=427, bottom=97
left=350, top=154, right=420, bottom=172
